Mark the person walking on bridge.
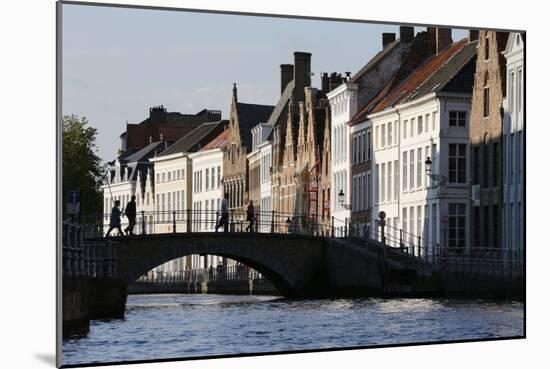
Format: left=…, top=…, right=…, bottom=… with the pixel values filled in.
left=124, top=195, right=137, bottom=236
left=105, top=200, right=123, bottom=237
left=216, top=193, right=229, bottom=233
left=246, top=200, right=255, bottom=232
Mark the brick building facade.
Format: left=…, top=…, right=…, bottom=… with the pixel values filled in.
left=469, top=31, right=509, bottom=251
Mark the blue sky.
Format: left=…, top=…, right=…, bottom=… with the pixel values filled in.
left=62, top=4, right=467, bottom=161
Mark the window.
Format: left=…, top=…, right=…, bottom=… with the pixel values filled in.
left=402, top=207, right=408, bottom=241
left=394, top=159, right=399, bottom=200
left=367, top=131, right=372, bottom=160
left=205, top=168, right=210, bottom=190
left=432, top=112, right=437, bottom=131
left=388, top=122, right=392, bottom=146
left=473, top=207, right=480, bottom=246
left=409, top=206, right=415, bottom=246
left=449, top=203, right=466, bottom=250
left=409, top=149, right=415, bottom=189
left=431, top=204, right=437, bottom=246
left=483, top=72, right=490, bottom=117
left=375, top=164, right=379, bottom=204
left=359, top=133, right=364, bottom=163
left=218, top=166, right=221, bottom=187
left=510, top=71, right=515, bottom=113
left=473, top=146, right=480, bottom=185
left=449, top=111, right=467, bottom=127
left=388, top=161, right=392, bottom=202
left=361, top=131, right=366, bottom=162
left=492, top=142, right=499, bottom=187
left=417, top=205, right=422, bottom=245
left=403, top=120, right=408, bottom=139
left=381, top=124, right=386, bottom=148
left=410, top=118, right=415, bottom=137
left=381, top=163, right=386, bottom=202
left=417, top=147, right=422, bottom=188
left=394, top=121, right=399, bottom=145
left=403, top=151, right=408, bottom=191
left=449, top=143, right=467, bottom=183
left=168, top=172, right=171, bottom=181
left=375, top=126, right=379, bottom=150
left=352, top=135, right=357, bottom=164
left=162, top=172, right=165, bottom=182
left=425, top=114, right=430, bottom=132
left=367, top=173, right=372, bottom=209
left=418, top=115, right=423, bottom=134
left=211, top=167, right=215, bottom=189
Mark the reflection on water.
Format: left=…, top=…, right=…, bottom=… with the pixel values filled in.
left=63, top=294, right=524, bottom=366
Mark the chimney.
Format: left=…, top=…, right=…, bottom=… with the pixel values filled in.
left=293, top=51, right=312, bottom=103
left=400, top=26, right=414, bottom=43
left=382, top=33, right=396, bottom=48
left=280, top=64, right=294, bottom=95
left=321, top=73, right=329, bottom=94
left=468, top=30, right=479, bottom=42
left=436, top=28, right=453, bottom=53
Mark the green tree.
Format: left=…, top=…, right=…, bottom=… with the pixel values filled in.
left=62, top=114, right=103, bottom=221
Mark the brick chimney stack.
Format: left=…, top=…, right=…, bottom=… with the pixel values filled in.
left=382, top=33, right=396, bottom=48
left=468, top=30, right=479, bottom=42
left=280, top=64, right=294, bottom=95
left=400, top=26, right=415, bottom=43
left=293, top=51, right=312, bottom=103
left=428, top=27, right=453, bottom=54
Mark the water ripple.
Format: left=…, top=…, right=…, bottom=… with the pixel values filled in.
left=63, top=294, right=524, bottom=366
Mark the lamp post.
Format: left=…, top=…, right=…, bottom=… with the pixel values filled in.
left=337, top=189, right=351, bottom=210
left=425, top=156, right=447, bottom=188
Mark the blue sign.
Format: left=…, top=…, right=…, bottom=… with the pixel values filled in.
left=67, top=190, right=80, bottom=215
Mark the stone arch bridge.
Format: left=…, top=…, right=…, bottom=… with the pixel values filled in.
left=95, top=232, right=418, bottom=297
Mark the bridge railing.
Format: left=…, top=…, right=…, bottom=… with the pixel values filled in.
left=82, top=209, right=349, bottom=239
left=62, top=221, right=119, bottom=279
left=356, top=221, right=525, bottom=277
left=134, top=264, right=265, bottom=284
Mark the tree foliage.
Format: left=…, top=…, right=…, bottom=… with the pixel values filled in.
left=62, top=114, right=103, bottom=221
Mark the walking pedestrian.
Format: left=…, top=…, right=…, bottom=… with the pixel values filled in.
left=216, top=193, right=229, bottom=232
left=124, top=195, right=137, bottom=235
left=246, top=200, right=255, bottom=232
left=105, top=200, right=123, bottom=237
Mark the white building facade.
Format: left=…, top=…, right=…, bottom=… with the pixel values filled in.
left=502, top=32, right=524, bottom=260
left=370, top=92, right=472, bottom=255
left=327, top=83, right=358, bottom=222
left=259, top=141, right=273, bottom=232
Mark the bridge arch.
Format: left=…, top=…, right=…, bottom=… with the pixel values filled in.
left=113, top=233, right=328, bottom=297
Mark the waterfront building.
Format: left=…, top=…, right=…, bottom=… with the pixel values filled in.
left=150, top=120, right=227, bottom=271
left=102, top=140, right=169, bottom=235
left=330, top=27, right=417, bottom=227
left=222, top=83, right=274, bottom=225
left=502, top=32, right=525, bottom=260
left=468, top=31, right=509, bottom=253
left=120, top=105, right=221, bottom=155
left=350, top=30, right=477, bottom=257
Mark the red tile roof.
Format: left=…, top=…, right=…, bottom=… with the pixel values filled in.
left=201, top=128, right=230, bottom=150
left=350, top=39, right=468, bottom=122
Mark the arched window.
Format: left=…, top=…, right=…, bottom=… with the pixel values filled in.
left=483, top=71, right=490, bottom=117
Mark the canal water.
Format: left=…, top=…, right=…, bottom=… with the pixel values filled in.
left=62, top=294, right=524, bottom=366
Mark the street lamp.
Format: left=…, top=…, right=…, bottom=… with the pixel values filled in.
left=425, top=156, right=447, bottom=188
left=338, top=189, right=351, bottom=210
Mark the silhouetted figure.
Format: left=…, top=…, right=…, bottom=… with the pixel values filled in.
left=124, top=195, right=137, bottom=235
left=106, top=200, right=123, bottom=237
left=216, top=193, right=229, bottom=233
left=246, top=201, right=255, bottom=232
left=216, top=261, right=224, bottom=280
